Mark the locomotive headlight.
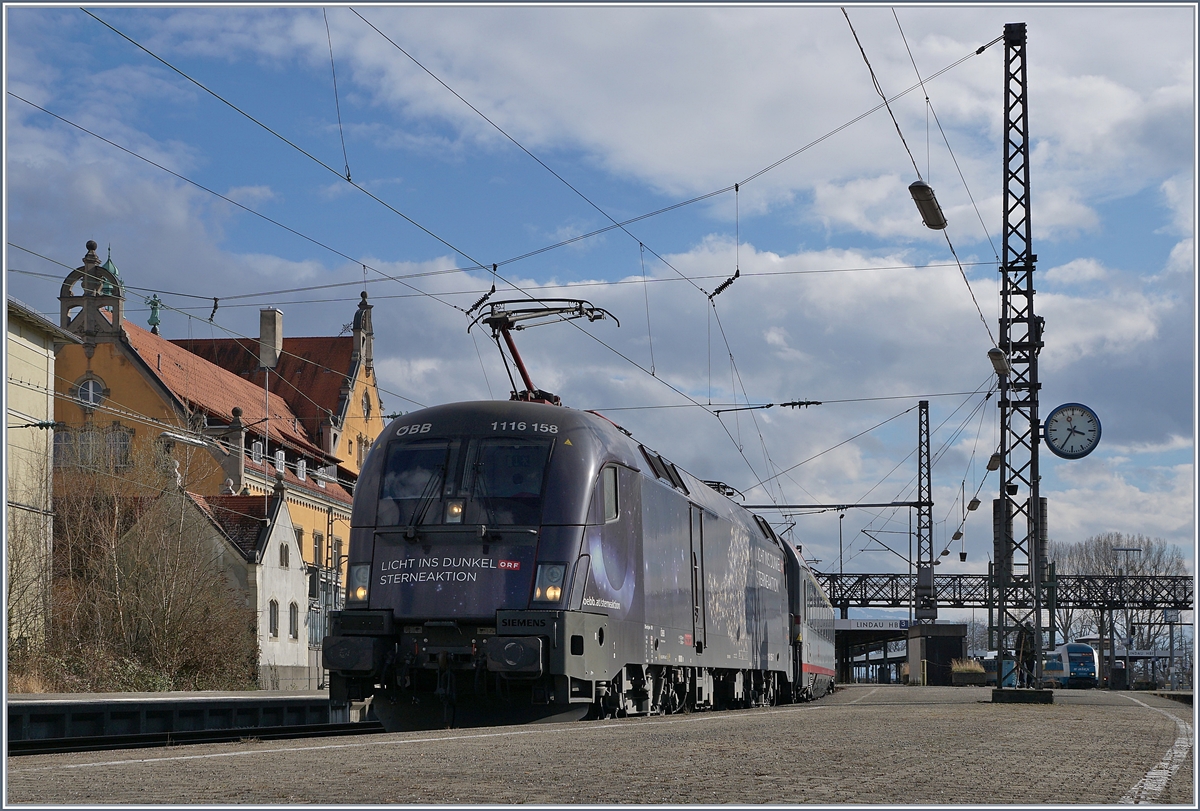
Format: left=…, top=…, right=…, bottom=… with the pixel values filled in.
left=532, top=564, right=566, bottom=604
left=444, top=499, right=465, bottom=524
left=348, top=564, right=371, bottom=603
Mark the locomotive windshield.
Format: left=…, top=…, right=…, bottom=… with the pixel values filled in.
left=376, top=435, right=552, bottom=527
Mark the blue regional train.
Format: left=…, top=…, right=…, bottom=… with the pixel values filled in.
left=1042, top=642, right=1099, bottom=688
left=323, top=400, right=835, bottom=730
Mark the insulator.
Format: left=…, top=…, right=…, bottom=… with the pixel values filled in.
left=909, top=180, right=948, bottom=230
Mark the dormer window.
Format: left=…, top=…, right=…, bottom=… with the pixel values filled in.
left=275, top=449, right=286, bottom=473
left=251, top=441, right=263, bottom=463
left=297, top=459, right=306, bottom=481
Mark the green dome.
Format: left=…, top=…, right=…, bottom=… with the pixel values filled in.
left=100, top=246, right=123, bottom=296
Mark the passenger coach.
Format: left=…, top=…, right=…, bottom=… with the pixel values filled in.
left=323, top=400, right=834, bottom=730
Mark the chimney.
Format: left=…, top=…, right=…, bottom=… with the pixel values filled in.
left=259, top=308, right=282, bottom=369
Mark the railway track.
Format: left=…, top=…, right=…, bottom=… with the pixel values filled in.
left=7, top=721, right=385, bottom=757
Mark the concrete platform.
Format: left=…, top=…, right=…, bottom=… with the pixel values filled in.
left=992, top=686, right=1054, bottom=703
left=7, top=686, right=1192, bottom=805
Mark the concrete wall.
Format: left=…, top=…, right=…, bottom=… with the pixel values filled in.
left=6, top=305, right=59, bottom=649
left=255, top=501, right=312, bottom=690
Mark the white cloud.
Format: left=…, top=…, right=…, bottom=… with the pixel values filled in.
left=1105, top=434, right=1193, bottom=456
left=1159, top=173, right=1194, bottom=237
left=1041, top=258, right=1110, bottom=285
left=1045, top=459, right=1194, bottom=545
left=227, top=185, right=275, bottom=205
left=4, top=5, right=1192, bottom=566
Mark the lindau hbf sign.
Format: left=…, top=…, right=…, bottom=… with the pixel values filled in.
left=834, top=619, right=912, bottom=631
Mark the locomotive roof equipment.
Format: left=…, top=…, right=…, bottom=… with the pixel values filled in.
left=468, top=298, right=618, bottom=407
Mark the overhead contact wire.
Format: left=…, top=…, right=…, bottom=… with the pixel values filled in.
left=7, top=93, right=464, bottom=314
left=80, top=9, right=493, bottom=282
left=842, top=7, right=922, bottom=181
left=324, top=7, right=353, bottom=182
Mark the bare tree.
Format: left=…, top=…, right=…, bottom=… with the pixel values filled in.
left=1049, top=531, right=1187, bottom=686
left=12, top=432, right=259, bottom=693
left=6, top=455, right=53, bottom=680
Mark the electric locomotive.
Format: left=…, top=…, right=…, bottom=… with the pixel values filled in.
left=323, top=399, right=835, bottom=731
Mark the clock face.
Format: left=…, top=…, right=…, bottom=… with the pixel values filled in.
left=1044, top=403, right=1101, bottom=460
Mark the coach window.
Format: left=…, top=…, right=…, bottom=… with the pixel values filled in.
left=269, top=600, right=279, bottom=638
left=602, top=466, right=619, bottom=522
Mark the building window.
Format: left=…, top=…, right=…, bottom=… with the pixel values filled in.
left=77, top=428, right=103, bottom=469
left=296, top=459, right=306, bottom=481
left=53, top=431, right=73, bottom=469
left=362, top=390, right=372, bottom=420
left=333, top=537, right=343, bottom=572
left=74, top=377, right=105, bottom=408
left=269, top=600, right=279, bottom=638
left=289, top=602, right=299, bottom=639
left=275, top=449, right=286, bottom=473
left=317, top=465, right=328, bottom=489
left=313, top=532, right=325, bottom=568
left=251, top=441, right=263, bottom=464
left=280, top=542, right=289, bottom=569
left=54, top=425, right=133, bottom=471
left=105, top=425, right=133, bottom=471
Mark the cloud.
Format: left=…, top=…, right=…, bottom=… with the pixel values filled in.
left=1159, top=173, right=1194, bottom=237
left=1045, top=459, right=1194, bottom=544
left=1041, top=258, right=1110, bottom=285
left=226, top=185, right=276, bottom=205
left=1105, top=434, right=1193, bottom=456
left=5, top=5, right=1192, bottom=562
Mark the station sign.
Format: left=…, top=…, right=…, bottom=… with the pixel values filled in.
left=834, top=619, right=911, bottom=631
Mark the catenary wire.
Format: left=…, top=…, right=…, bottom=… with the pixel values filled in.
left=324, top=7, right=352, bottom=182
left=80, top=9, right=493, bottom=279
left=59, top=12, right=999, bottom=489
left=892, top=9, right=1000, bottom=263
left=350, top=7, right=709, bottom=297
left=7, top=93, right=466, bottom=313
left=8, top=246, right=429, bottom=411
left=841, top=7, right=923, bottom=180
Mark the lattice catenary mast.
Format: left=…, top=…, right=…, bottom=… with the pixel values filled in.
left=991, top=22, right=1049, bottom=693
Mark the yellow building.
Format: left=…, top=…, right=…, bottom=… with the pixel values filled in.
left=52, top=240, right=387, bottom=686
left=6, top=296, right=81, bottom=653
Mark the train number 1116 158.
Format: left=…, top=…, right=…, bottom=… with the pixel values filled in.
left=492, top=421, right=558, bottom=433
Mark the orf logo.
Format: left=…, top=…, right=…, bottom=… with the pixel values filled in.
left=499, top=560, right=520, bottom=570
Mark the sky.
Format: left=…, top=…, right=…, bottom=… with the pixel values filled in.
left=4, top=4, right=1195, bottom=593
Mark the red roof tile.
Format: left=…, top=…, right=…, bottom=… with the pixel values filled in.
left=171, top=335, right=356, bottom=442
left=189, top=493, right=269, bottom=558
left=122, top=322, right=325, bottom=458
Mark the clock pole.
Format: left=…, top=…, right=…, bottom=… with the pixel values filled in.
left=992, top=22, right=1051, bottom=702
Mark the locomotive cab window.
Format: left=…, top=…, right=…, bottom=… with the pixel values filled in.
left=377, top=440, right=453, bottom=526
left=602, top=465, right=619, bottom=522
left=377, top=435, right=552, bottom=527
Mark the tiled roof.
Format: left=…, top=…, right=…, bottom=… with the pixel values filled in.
left=122, top=322, right=325, bottom=458
left=171, top=335, right=356, bottom=441
left=189, top=493, right=269, bottom=559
